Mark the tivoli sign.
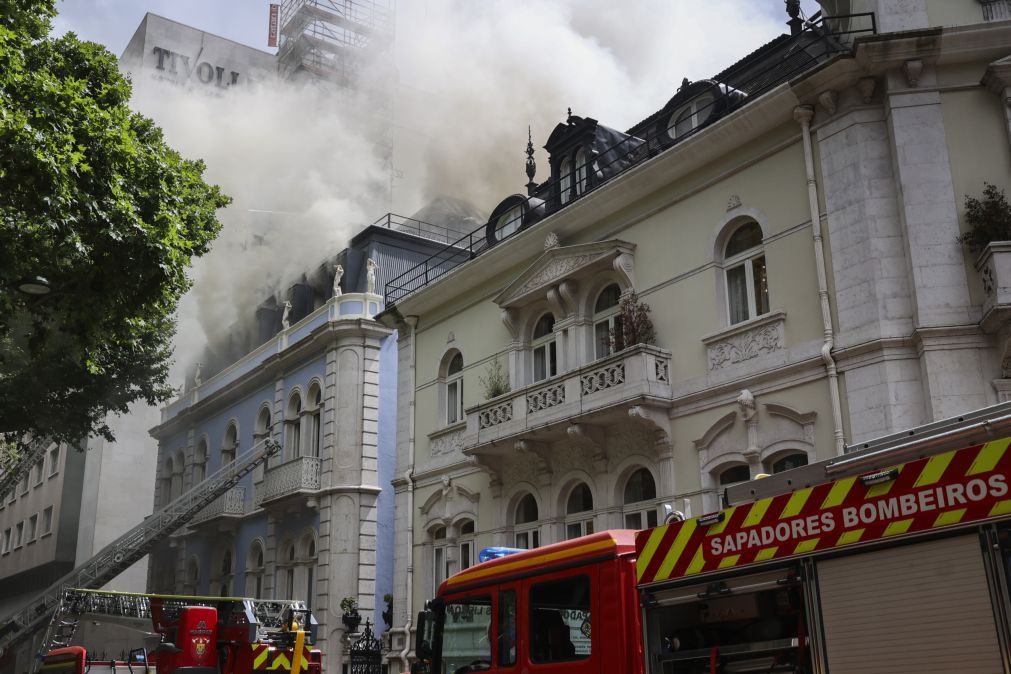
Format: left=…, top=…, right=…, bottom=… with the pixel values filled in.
left=151, top=46, right=241, bottom=88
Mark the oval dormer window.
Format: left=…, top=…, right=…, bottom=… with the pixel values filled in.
left=667, top=94, right=714, bottom=139
left=495, top=205, right=523, bottom=241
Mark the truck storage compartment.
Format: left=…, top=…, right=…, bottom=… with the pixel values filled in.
left=643, top=568, right=811, bottom=674
left=817, top=533, right=1002, bottom=674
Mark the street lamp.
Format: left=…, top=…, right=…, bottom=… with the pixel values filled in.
left=15, top=276, right=51, bottom=296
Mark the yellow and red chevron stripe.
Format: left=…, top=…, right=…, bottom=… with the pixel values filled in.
left=636, top=436, right=1011, bottom=585
left=251, top=644, right=312, bottom=672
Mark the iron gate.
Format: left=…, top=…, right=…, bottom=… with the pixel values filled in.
left=350, top=619, right=382, bottom=674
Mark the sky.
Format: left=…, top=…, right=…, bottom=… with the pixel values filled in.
left=49, top=0, right=826, bottom=378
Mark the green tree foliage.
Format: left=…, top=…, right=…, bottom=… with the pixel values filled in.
left=0, top=0, right=230, bottom=448
left=610, top=291, right=656, bottom=351
left=957, top=182, right=1011, bottom=253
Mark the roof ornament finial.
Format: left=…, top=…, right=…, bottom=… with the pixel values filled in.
left=785, top=0, right=803, bottom=35
left=525, top=125, right=537, bottom=196
left=567, top=107, right=573, bottom=123
left=678, top=77, right=691, bottom=92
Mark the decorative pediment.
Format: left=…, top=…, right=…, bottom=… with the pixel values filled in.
left=495, top=239, right=636, bottom=309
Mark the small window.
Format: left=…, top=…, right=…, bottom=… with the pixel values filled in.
left=530, top=575, right=591, bottom=662
left=667, top=94, right=714, bottom=139
left=719, top=465, right=751, bottom=486
left=495, top=205, right=523, bottom=241
left=27, top=514, right=37, bottom=542
left=223, top=422, right=238, bottom=465
left=574, top=148, right=589, bottom=197
left=593, top=284, right=623, bottom=359
left=446, top=352, right=464, bottom=425
left=770, top=453, right=808, bottom=474
left=458, top=520, right=475, bottom=572
left=32, top=459, right=43, bottom=486
left=2, top=528, right=11, bottom=554
left=559, top=158, right=573, bottom=205
left=724, top=221, right=769, bottom=325
left=48, top=445, right=60, bottom=476
left=19, top=474, right=28, bottom=495
left=498, top=589, right=517, bottom=667
left=15, top=521, right=24, bottom=548
left=623, top=468, right=658, bottom=530
left=309, top=386, right=322, bottom=458
left=432, top=526, right=448, bottom=590
left=565, top=483, right=594, bottom=540
left=287, top=393, right=302, bottom=459
left=532, top=314, right=558, bottom=382
left=42, top=506, right=53, bottom=535
left=515, top=494, right=540, bottom=549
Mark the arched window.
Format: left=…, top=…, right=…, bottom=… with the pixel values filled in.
left=457, top=519, right=476, bottom=572
left=724, top=221, right=769, bottom=325
left=559, top=158, right=573, bottom=205
left=222, top=423, right=238, bottom=466
left=276, top=539, right=296, bottom=600
left=246, top=540, right=265, bottom=598
left=446, top=352, right=464, bottom=425
left=622, top=468, right=658, bottom=530
left=300, top=533, right=317, bottom=610
left=432, top=526, right=448, bottom=592
left=593, top=284, right=622, bottom=359
left=514, top=494, right=540, bottom=549
left=532, top=314, right=557, bottom=382
left=768, top=452, right=808, bottom=474
left=667, top=94, right=713, bottom=139
left=718, top=464, right=751, bottom=486
left=193, top=438, right=207, bottom=485
left=286, top=393, right=303, bottom=459
left=308, top=385, right=322, bottom=458
left=574, top=148, right=589, bottom=196
left=495, top=205, right=523, bottom=241
left=565, top=483, right=594, bottom=540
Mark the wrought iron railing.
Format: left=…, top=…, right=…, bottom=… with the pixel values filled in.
left=384, top=13, right=876, bottom=306
left=256, top=456, right=322, bottom=505
left=191, top=486, right=247, bottom=524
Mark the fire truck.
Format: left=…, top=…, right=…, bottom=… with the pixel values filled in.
left=33, top=588, right=320, bottom=674
left=415, top=403, right=1011, bottom=673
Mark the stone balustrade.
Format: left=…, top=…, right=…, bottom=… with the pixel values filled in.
left=191, top=486, right=246, bottom=525
left=256, top=456, right=322, bottom=506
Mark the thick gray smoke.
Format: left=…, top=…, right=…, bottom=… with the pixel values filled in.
left=123, top=0, right=801, bottom=380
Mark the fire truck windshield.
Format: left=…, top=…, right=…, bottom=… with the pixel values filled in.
left=434, top=596, right=492, bottom=674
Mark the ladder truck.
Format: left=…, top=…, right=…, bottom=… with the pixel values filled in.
left=414, top=402, right=1011, bottom=674
left=0, top=438, right=281, bottom=669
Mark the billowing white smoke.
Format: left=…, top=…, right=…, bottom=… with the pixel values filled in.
left=126, top=0, right=798, bottom=380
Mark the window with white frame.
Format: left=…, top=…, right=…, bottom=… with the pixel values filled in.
left=15, top=521, right=24, bottom=548
left=223, top=423, right=238, bottom=466
left=278, top=540, right=296, bottom=600
left=193, top=438, right=208, bottom=485
left=495, top=205, right=523, bottom=241
left=724, top=221, right=769, bottom=325
left=432, top=526, right=449, bottom=591
left=565, top=483, right=594, bottom=540
left=768, top=452, right=808, bottom=474
left=48, top=444, right=60, bottom=476
left=32, top=459, right=43, bottom=486
left=514, top=494, right=540, bottom=549
left=301, top=534, right=317, bottom=610
left=308, top=386, right=322, bottom=458
left=2, top=528, right=11, bottom=554
left=559, top=158, right=573, bottom=205
left=286, top=393, right=302, bottom=459
left=667, top=94, right=714, bottom=139
left=622, top=468, right=658, bottom=530
left=254, top=406, right=272, bottom=476
left=18, top=473, right=28, bottom=495
left=246, top=540, right=265, bottom=598
left=42, top=506, right=53, bottom=535
left=27, top=513, right=37, bottom=543
left=458, top=520, right=475, bottom=571
left=574, top=148, right=589, bottom=197
left=593, top=284, right=622, bottom=359
left=532, top=313, right=558, bottom=382
left=446, top=352, right=464, bottom=425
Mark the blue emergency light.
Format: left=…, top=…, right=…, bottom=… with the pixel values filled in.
left=478, top=547, right=524, bottom=563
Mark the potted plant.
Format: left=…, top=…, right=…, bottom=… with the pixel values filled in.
left=610, top=291, right=656, bottom=351
left=479, top=358, right=510, bottom=400
left=341, top=596, right=361, bottom=632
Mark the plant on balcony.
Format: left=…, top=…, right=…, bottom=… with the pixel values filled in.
left=479, top=357, right=510, bottom=399
left=381, top=593, right=394, bottom=628
left=611, top=291, right=656, bottom=351
left=341, top=596, right=361, bottom=632
left=956, top=182, right=1011, bottom=253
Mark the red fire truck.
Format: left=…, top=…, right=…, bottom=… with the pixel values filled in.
left=416, top=406, right=1011, bottom=673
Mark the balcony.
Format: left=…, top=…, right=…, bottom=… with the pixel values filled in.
left=256, top=457, right=322, bottom=507
left=190, top=487, right=247, bottom=527
left=976, top=242, right=1011, bottom=333
left=464, top=344, right=672, bottom=450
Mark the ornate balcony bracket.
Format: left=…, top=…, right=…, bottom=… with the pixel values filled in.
left=515, top=440, right=553, bottom=486
left=567, top=424, right=608, bottom=473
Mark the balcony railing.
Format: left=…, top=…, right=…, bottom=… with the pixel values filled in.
left=256, top=457, right=322, bottom=506
left=190, top=486, right=246, bottom=525
left=465, top=344, right=672, bottom=448
left=982, top=0, right=1011, bottom=21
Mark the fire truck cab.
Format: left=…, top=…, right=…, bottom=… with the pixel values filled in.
left=416, top=531, right=643, bottom=674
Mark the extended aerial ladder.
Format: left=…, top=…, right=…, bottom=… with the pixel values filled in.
left=0, top=438, right=280, bottom=659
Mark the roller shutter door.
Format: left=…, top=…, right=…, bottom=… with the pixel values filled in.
left=817, top=534, right=1002, bottom=673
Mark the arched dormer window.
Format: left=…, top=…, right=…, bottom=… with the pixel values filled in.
left=308, top=384, right=322, bottom=458
left=446, top=352, right=464, bottom=425
left=286, top=392, right=303, bottom=459
left=532, top=313, right=557, bottom=382
left=559, top=157, right=573, bottom=205
left=622, top=468, right=658, bottom=530
left=723, top=221, right=769, bottom=325
left=222, top=423, right=238, bottom=466
left=565, top=483, right=594, bottom=540
left=593, top=284, right=622, bottom=359
left=514, top=494, right=540, bottom=549
left=668, top=94, right=714, bottom=139
left=495, top=205, right=523, bottom=241
left=574, top=147, right=589, bottom=196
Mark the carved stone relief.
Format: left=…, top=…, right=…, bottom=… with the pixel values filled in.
left=707, top=320, right=784, bottom=371
left=430, top=429, right=465, bottom=457
left=517, top=255, right=597, bottom=296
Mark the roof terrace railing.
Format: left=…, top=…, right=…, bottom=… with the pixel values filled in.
left=384, top=12, right=876, bottom=307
